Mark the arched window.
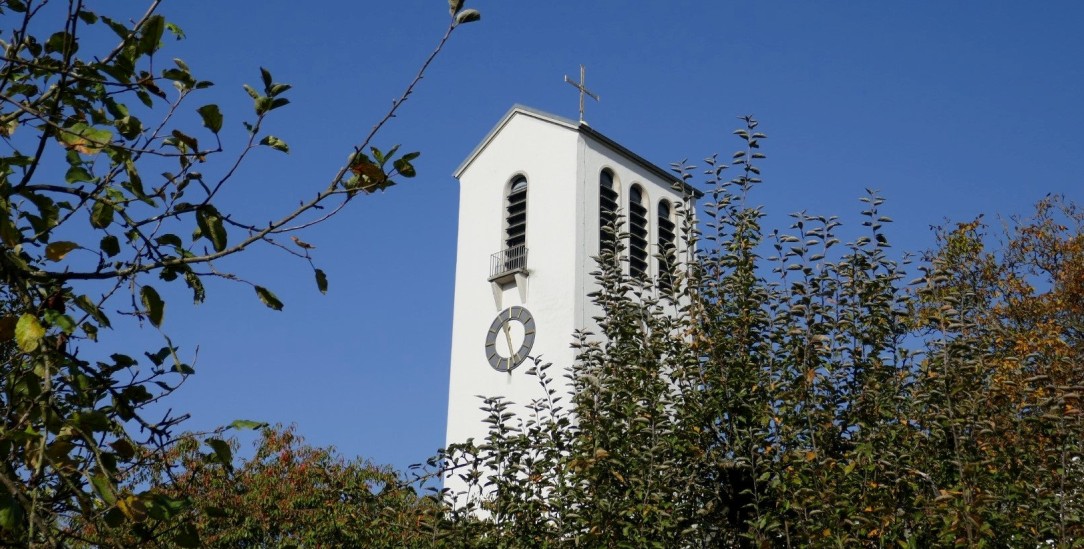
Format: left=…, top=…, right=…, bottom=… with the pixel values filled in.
left=629, top=185, right=649, bottom=277
left=505, top=176, right=528, bottom=250
left=657, top=200, right=677, bottom=292
left=599, top=169, right=619, bottom=254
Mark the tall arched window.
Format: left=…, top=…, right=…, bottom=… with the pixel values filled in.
left=599, top=169, right=619, bottom=254
left=505, top=176, right=528, bottom=249
left=657, top=200, right=677, bottom=292
left=629, top=185, right=649, bottom=277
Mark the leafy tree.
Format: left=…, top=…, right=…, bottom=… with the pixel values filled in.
left=0, top=0, right=479, bottom=545
left=75, top=425, right=446, bottom=548
left=440, top=119, right=1084, bottom=547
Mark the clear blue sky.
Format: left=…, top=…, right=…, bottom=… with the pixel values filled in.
left=101, top=1, right=1084, bottom=469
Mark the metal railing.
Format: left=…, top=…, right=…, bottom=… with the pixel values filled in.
left=490, top=244, right=528, bottom=279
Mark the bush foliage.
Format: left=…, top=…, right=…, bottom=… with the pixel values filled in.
left=440, top=119, right=1084, bottom=547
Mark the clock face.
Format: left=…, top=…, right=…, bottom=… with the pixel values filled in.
left=484, top=306, right=536, bottom=372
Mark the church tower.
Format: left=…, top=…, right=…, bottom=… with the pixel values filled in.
left=444, top=105, right=700, bottom=496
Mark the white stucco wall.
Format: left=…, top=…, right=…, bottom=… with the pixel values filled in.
left=444, top=111, right=582, bottom=500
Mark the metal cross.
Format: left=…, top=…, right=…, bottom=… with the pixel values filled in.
left=564, top=65, right=599, bottom=124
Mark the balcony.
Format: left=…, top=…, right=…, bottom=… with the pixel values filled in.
left=489, top=244, right=528, bottom=283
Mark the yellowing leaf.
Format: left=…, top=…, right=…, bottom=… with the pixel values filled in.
left=59, top=123, right=113, bottom=154
left=117, top=495, right=147, bottom=521
left=45, top=241, right=78, bottom=261
left=15, top=314, right=45, bottom=352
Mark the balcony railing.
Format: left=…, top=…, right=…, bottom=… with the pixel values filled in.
left=489, top=244, right=528, bottom=281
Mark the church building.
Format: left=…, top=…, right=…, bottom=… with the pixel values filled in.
left=443, top=104, right=701, bottom=498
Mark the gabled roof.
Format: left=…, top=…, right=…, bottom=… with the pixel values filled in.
left=454, top=104, right=703, bottom=199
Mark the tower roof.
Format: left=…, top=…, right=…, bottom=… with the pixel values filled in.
left=454, top=105, right=703, bottom=200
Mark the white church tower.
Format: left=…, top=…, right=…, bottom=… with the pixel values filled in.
left=444, top=104, right=701, bottom=497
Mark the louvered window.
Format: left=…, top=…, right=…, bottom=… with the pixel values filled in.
left=629, top=185, right=649, bottom=277
left=658, top=200, right=677, bottom=292
left=599, top=169, right=619, bottom=254
left=506, top=176, right=527, bottom=249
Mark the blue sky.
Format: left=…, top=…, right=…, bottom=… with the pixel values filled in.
left=90, top=2, right=1084, bottom=469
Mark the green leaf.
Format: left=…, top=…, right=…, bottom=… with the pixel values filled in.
left=394, top=157, right=416, bottom=178
left=260, top=67, right=272, bottom=92
left=269, top=97, right=289, bottom=111
left=102, top=507, right=124, bottom=528
left=115, top=113, right=143, bottom=138
left=204, top=505, right=228, bottom=518
left=254, top=286, right=283, bottom=311
left=259, top=135, right=289, bottom=153
left=138, top=14, right=165, bottom=55
left=449, top=0, right=464, bottom=15
left=166, top=22, right=185, bottom=39
left=173, top=523, right=201, bottom=548
left=242, top=84, right=259, bottom=100
left=197, top=104, right=223, bottom=133
left=45, top=31, right=75, bottom=55
left=90, top=200, right=114, bottom=229
left=0, top=215, right=18, bottom=247
left=205, top=438, right=233, bottom=469
left=110, top=439, right=136, bottom=460
left=23, top=193, right=59, bottom=237
left=140, top=285, right=165, bottom=327
left=91, top=474, right=116, bottom=505
left=184, top=271, right=205, bottom=303
left=268, top=83, right=291, bottom=96
left=44, top=241, right=78, bottom=261
left=0, top=494, right=24, bottom=533
left=195, top=206, right=227, bottom=252
left=100, top=235, right=120, bottom=257
left=170, top=129, right=199, bottom=152
left=74, top=295, right=110, bottom=328
left=314, top=268, right=328, bottom=294
left=254, top=97, right=272, bottom=114
left=43, top=310, right=76, bottom=334
left=14, top=314, right=45, bottom=353
left=228, top=419, right=267, bottom=431
left=65, top=165, right=94, bottom=183
left=455, top=8, right=481, bottom=25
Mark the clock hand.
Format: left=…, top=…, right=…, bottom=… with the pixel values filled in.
left=502, top=321, right=516, bottom=372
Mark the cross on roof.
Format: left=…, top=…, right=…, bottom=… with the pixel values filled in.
left=564, top=65, right=599, bottom=124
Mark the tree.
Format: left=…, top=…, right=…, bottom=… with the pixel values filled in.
left=440, top=119, right=1084, bottom=546
left=0, top=1, right=480, bottom=545
left=75, top=425, right=446, bottom=547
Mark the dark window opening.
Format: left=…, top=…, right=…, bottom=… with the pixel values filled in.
left=600, top=169, right=619, bottom=254
left=629, top=185, right=649, bottom=277
left=506, top=176, right=527, bottom=249
left=658, top=200, right=677, bottom=292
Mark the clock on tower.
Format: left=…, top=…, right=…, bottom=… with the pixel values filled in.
left=443, top=105, right=701, bottom=498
